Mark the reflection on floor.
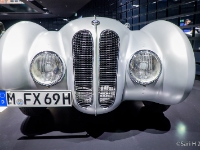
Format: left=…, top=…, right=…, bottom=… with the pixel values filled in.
left=0, top=107, right=7, bottom=112
left=20, top=102, right=170, bottom=139
left=0, top=80, right=200, bottom=150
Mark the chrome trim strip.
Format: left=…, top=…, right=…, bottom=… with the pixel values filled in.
left=92, top=16, right=100, bottom=116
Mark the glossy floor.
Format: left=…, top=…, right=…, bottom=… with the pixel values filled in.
left=0, top=81, right=200, bottom=150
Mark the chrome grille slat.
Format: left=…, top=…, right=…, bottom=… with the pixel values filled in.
left=99, top=72, right=117, bottom=74
left=72, top=30, right=93, bottom=108
left=73, top=68, right=92, bottom=70
left=99, top=30, right=119, bottom=108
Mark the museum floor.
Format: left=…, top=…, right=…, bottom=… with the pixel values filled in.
left=0, top=81, right=200, bottom=150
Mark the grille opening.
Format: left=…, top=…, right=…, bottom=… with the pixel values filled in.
left=99, top=30, right=120, bottom=108
left=72, top=30, right=93, bottom=108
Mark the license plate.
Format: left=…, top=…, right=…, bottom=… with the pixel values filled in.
left=0, top=90, right=72, bottom=107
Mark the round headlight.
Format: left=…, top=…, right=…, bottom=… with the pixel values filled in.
left=129, top=50, right=162, bottom=85
left=30, top=51, right=65, bottom=86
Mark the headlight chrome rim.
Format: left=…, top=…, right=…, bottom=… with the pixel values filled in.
left=30, top=51, right=65, bottom=87
left=128, top=50, right=162, bottom=85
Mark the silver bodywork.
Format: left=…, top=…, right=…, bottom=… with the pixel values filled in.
left=0, top=17, right=195, bottom=115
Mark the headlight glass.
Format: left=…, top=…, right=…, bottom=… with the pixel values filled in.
left=129, top=50, right=162, bottom=85
left=30, top=51, right=65, bottom=86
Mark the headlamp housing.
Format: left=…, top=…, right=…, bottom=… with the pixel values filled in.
left=129, top=50, right=162, bottom=85
left=30, top=51, right=65, bottom=86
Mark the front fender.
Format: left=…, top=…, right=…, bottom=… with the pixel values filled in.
left=124, top=20, right=195, bottom=105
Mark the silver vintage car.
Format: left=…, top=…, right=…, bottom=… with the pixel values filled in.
left=0, top=17, right=195, bottom=116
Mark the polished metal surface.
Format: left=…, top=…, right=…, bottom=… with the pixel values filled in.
left=124, top=23, right=130, bottom=29
left=99, top=30, right=119, bottom=108
left=72, top=30, right=93, bottom=108
left=91, top=19, right=100, bottom=26
left=0, top=17, right=195, bottom=115
left=92, top=15, right=100, bottom=116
